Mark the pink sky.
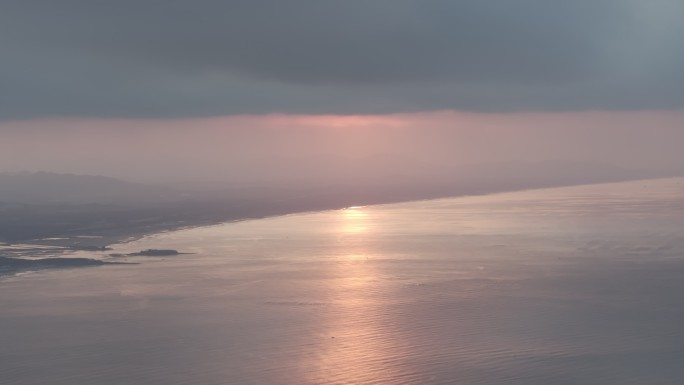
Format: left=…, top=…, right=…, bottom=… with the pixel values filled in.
left=1, top=110, right=683, bottom=184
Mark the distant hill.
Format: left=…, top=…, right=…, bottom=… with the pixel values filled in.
left=0, top=172, right=180, bottom=204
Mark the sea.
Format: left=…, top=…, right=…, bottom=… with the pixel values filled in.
left=2, top=178, right=684, bottom=384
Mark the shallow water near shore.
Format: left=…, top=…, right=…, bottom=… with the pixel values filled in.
left=2, top=178, right=684, bottom=384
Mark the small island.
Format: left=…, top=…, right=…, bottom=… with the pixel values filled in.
left=124, top=249, right=191, bottom=257
left=129, top=249, right=179, bottom=256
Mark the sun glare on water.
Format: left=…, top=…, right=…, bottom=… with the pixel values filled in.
left=340, top=206, right=370, bottom=234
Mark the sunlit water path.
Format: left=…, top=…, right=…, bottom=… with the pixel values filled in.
left=2, top=178, right=684, bottom=384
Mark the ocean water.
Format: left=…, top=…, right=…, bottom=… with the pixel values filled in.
left=2, top=178, right=684, bottom=384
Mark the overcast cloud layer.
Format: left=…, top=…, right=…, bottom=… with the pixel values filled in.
left=1, top=0, right=683, bottom=119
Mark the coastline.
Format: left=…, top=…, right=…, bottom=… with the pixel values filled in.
left=2, top=175, right=681, bottom=277
left=3, top=175, right=680, bottom=254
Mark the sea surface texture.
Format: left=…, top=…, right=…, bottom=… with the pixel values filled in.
left=2, top=178, right=684, bottom=384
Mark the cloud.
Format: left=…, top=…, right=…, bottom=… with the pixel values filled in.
left=0, top=0, right=683, bottom=119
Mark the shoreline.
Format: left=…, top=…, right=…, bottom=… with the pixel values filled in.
left=4, top=175, right=680, bottom=253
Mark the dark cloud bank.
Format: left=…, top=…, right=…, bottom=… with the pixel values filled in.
left=1, top=0, right=683, bottom=119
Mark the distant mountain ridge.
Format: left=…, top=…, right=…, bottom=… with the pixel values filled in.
left=0, top=172, right=179, bottom=204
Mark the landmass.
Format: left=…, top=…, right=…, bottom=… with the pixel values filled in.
left=125, top=249, right=188, bottom=256
left=0, top=256, right=132, bottom=276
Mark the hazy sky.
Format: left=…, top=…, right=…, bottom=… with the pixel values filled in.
left=0, top=2, right=682, bottom=184
left=1, top=114, right=683, bottom=185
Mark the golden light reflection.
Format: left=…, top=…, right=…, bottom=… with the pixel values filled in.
left=308, top=254, right=409, bottom=383
left=339, top=206, right=370, bottom=234
left=304, top=206, right=409, bottom=383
